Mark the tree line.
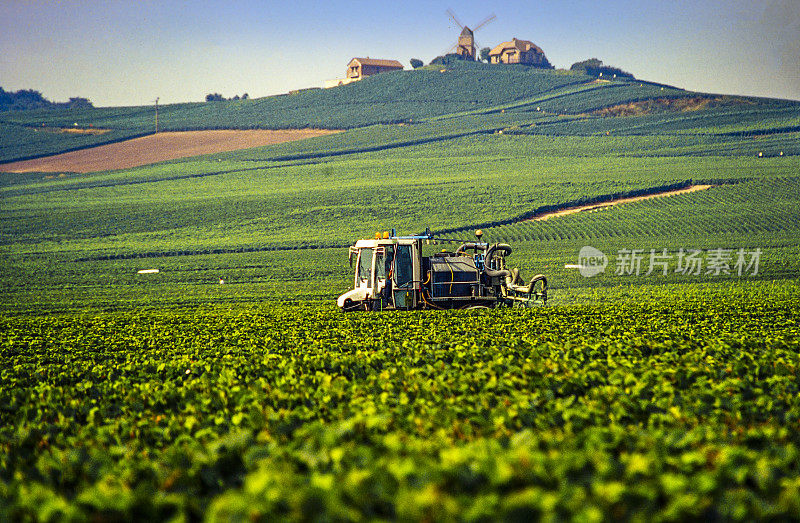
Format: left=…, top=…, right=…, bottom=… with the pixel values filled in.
left=0, top=87, right=93, bottom=112
left=569, top=58, right=634, bottom=78
left=406, top=55, right=633, bottom=79
left=205, top=93, right=249, bottom=102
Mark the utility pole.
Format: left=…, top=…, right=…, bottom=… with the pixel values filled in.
left=154, top=97, right=159, bottom=133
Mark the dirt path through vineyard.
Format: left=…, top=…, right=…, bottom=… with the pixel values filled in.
left=529, top=184, right=714, bottom=221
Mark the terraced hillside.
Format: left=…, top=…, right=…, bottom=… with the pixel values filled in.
left=1, top=133, right=798, bottom=312
left=2, top=62, right=797, bottom=163
left=1, top=63, right=798, bottom=312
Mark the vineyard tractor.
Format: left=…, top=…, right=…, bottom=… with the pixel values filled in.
left=338, top=228, right=548, bottom=311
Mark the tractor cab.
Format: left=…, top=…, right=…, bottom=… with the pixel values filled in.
left=338, top=234, right=421, bottom=311
left=338, top=229, right=548, bottom=311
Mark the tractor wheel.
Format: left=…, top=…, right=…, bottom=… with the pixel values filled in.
left=340, top=299, right=361, bottom=312
left=462, top=303, right=491, bottom=310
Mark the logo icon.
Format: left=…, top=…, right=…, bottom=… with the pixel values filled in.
left=576, top=246, right=607, bottom=277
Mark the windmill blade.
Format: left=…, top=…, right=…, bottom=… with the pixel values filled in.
left=441, top=41, right=459, bottom=56
left=473, top=13, right=496, bottom=32
left=446, top=8, right=464, bottom=28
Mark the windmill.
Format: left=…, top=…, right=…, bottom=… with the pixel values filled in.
left=444, top=9, right=496, bottom=61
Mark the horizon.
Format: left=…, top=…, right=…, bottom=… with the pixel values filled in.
left=1, top=0, right=799, bottom=107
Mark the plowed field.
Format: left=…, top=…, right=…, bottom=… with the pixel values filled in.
left=0, top=129, right=338, bottom=173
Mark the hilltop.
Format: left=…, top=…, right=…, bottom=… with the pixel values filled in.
left=2, top=62, right=798, bottom=164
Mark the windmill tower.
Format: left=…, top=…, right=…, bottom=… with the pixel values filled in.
left=446, top=9, right=496, bottom=61
left=457, top=27, right=475, bottom=59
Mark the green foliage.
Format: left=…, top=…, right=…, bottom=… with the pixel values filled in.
left=571, top=58, right=604, bottom=71
left=0, top=87, right=94, bottom=112
left=1, top=119, right=798, bottom=313
left=571, top=58, right=634, bottom=79
left=0, top=51, right=799, bottom=521
left=0, top=65, right=592, bottom=162
left=204, top=92, right=249, bottom=102
left=429, top=53, right=471, bottom=65
left=486, top=177, right=800, bottom=244
left=1, top=289, right=800, bottom=520
left=410, top=58, right=423, bottom=69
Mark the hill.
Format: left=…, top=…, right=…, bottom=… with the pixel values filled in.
left=0, top=62, right=798, bottom=313
left=1, top=62, right=797, bottom=165
left=2, top=55, right=800, bottom=522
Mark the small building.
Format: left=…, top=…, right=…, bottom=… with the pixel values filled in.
left=346, top=58, right=404, bottom=81
left=325, top=58, right=404, bottom=89
left=489, top=38, right=551, bottom=67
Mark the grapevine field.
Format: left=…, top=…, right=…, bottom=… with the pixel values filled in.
left=1, top=63, right=800, bottom=519
left=3, top=287, right=800, bottom=520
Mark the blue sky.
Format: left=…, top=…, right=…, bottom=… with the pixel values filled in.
left=1, top=0, right=798, bottom=106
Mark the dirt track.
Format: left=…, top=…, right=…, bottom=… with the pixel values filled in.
left=530, top=185, right=714, bottom=221
left=0, top=129, right=339, bottom=173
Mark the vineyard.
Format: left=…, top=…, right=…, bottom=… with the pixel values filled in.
left=1, top=61, right=800, bottom=519
left=1, top=62, right=798, bottom=163
left=2, top=286, right=800, bottom=520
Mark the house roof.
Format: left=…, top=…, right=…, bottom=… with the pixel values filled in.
left=489, top=38, right=543, bottom=56
left=349, top=58, right=404, bottom=69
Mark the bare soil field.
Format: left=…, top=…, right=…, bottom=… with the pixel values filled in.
left=531, top=184, right=714, bottom=221
left=0, top=129, right=339, bottom=173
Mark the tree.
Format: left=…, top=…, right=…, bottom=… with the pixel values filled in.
left=570, top=58, right=634, bottom=79
left=65, top=97, right=92, bottom=109
left=429, top=53, right=468, bottom=66
left=570, top=58, right=603, bottom=71
left=0, top=87, right=93, bottom=111
left=410, top=58, right=423, bottom=69
left=479, top=47, right=491, bottom=63
left=205, top=93, right=225, bottom=102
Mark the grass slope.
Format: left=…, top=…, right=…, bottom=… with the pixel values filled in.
left=2, top=62, right=796, bottom=163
